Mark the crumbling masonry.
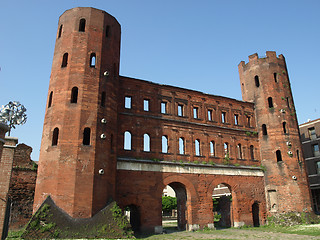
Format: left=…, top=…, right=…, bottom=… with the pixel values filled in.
left=33, top=7, right=312, bottom=233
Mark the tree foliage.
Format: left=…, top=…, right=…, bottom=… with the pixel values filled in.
left=162, top=196, right=177, bottom=213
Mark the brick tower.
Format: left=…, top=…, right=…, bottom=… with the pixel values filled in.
left=238, top=51, right=312, bottom=214
left=33, top=7, right=121, bottom=218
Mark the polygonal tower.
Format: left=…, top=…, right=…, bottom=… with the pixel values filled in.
left=238, top=51, right=312, bottom=214
left=33, top=7, right=121, bottom=218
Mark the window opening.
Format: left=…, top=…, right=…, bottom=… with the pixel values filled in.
left=274, top=73, right=278, bottom=83
left=193, top=107, right=198, bottom=119
left=143, top=134, right=150, bottom=152
left=237, top=144, right=242, bottom=159
left=317, top=162, right=320, bottom=175
left=222, top=112, right=226, bottom=123
left=309, top=127, right=316, bottom=140
left=58, top=25, right=63, bottom=38
left=48, top=91, right=53, bottom=108
left=144, top=99, right=149, bottom=111
left=178, top=104, right=183, bottom=116
left=224, top=142, right=229, bottom=158
left=125, top=96, right=132, bottom=109
left=255, top=75, right=260, bottom=87
left=79, top=18, right=86, bottom=32
left=90, top=53, right=96, bottom=67
left=234, top=114, right=239, bottom=125
left=161, top=102, right=167, bottom=114
left=297, top=149, right=300, bottom=161
left=124, top=131, right=131, bottom=150
left=286, top=97, right=290, bottom=109
left=101, top=92, right=106, bottom=107
left=83, top=127, right=91, bottom=145
left=262, top=124, right=267, bottom=136
left=282, top=122, right=287, bottom=134
left=195, top=139, right=200, bottom=156
left=268, top=97, right=274, bottom=108
left=71, top=87, right=78, bottom=103
left=210, top=141, right=215, bottom=156
left=313, top=144, right=320, bottom=157
left=61, top=53, right=68, bottom=68
left=179, top=137, right=185, bottom=155
left=247, top=116, right=251, bottom=127
left=208, top=110, right=213, bottom=121
left=162, top=136, right=168, bottom=153
left=52, top=128, right=59, bottom=146
left=105, top=25, right=110, bottom=38
left=250, top=145, right=254, bottom=160
left=276, top=150, right=282, bottom=162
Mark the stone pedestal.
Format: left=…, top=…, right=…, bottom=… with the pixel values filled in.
left=0, top=134, right=17, bottom=240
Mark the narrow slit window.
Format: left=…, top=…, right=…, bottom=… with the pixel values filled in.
left=222, top=112, right=227, bottom=123
left=210, top=141, right=215, bottom=156
left=274, top=73, right=278, bottom=83
left=250, top=145, right=254, bottom=160
left=178, top=104, right=183, bottom=116
left=195, top=139, right=200, bottom=156
left=179, top=137, right=185, bottom=155
left=61, top=53, right=68, bottom=68
left=208, top=110, right=213, bottom=121
left=48, top=91, right=53, bottom=108
left=297, top=149, right=300, bottom=161
left=255, top=75, right=260, bottom=87
left=58, top=25, right=63, bottom=38
left=71, top=87, right=78, bottom=103
left=282, top=122, right=287, bottom=134
left=247, top=116, right=251, bottom=127
left=161, top=102, right=167, bottom=114
left=143, top=134, right=150, bottom=152
left=79, top=18, right=86, bottom=32
left=124, top=131, right=131, bottom=150
left=224, top=142, right=229, bottom=157
left=162, top=136, right=168, bottom=153
left=268, top=97, right=274, bottom=108
left=193, top=107, right=198, bottom=119
left=125, top=96, right=131, bottom=109
left=234, top=114, right=239, bottom=125
left=105, top=25, right=110, bottom=38
left=262, top=124, right=267, bottom=135
left=237, top=144, right=242, bottom=159
left=286, top=97, right=291, bottom=109
left=144, top=99, right=149, bottom=111
left=276, top=150, right=282, bottom=162
left=52, top=128, right=59, bottom=146
left=83, top=127, right=91, bottom=145
left=90, top=53, right=96, bottom=67
left=101, top=92, right=106, bottom=107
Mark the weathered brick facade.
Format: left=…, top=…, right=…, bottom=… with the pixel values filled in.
left=33, top=7, right=312, bottom=233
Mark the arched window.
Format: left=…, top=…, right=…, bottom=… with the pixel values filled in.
left=124, top=131, right=131, bottom=150
left=274, top=73, right=278, bottom=83
left=250, top=145, right=254, bottom=160
left=179, top=137, right=185, bottom=155
left=58, top=24, right=63, bottom=38
left=52, top=127, right=59, bottom=146
left=262, top=124, right=267, bottom=135
left=276, top=150, right=282, bottom=162
left=237, top=144, right=242, bottom=159
left=83, top=127, right=91, bottom=145
left=79, top=18, right=86, bottom=32
left=61, top=53, right=68, bottom=68
left=143, top=134, right=150, bottom=152
left=224, top=142, right=229, bottom=158
left=90, top=53, right=96, bottom=67
left=268, top=97, right=273, bottom=108
left=101, top=92, right=106, bottom=107
left=162, top=136, right=168, bottom=153
left=48, top=91, right=53, bottom=108
left=283, top=122, right=287, bottom=134
left=210, top=141, right=215, bottom=156
left=195, top=139, right=200, bottom=156
left=71, top=87, right=78, bottom=103
left=254, top=75, right=260, bottom=87
left=105, top=25, right=110, bottom=38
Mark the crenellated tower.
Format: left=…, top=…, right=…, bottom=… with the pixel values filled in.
left=33, top=7, right=121, bottom=218
left=238, top=51, right=312, bottom=214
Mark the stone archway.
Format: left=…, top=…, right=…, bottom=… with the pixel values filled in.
left=212, top=183, right=232, bottom=228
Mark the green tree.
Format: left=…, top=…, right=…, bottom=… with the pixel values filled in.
left=162, top=196, right=177, bottom=213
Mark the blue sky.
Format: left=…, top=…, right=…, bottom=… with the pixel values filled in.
left=1, top=0, right=319, bottom=161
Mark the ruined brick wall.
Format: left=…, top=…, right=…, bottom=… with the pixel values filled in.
left=8, top=144, right=37, bottom=230
left=239, top=51, right=312, bottom=214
